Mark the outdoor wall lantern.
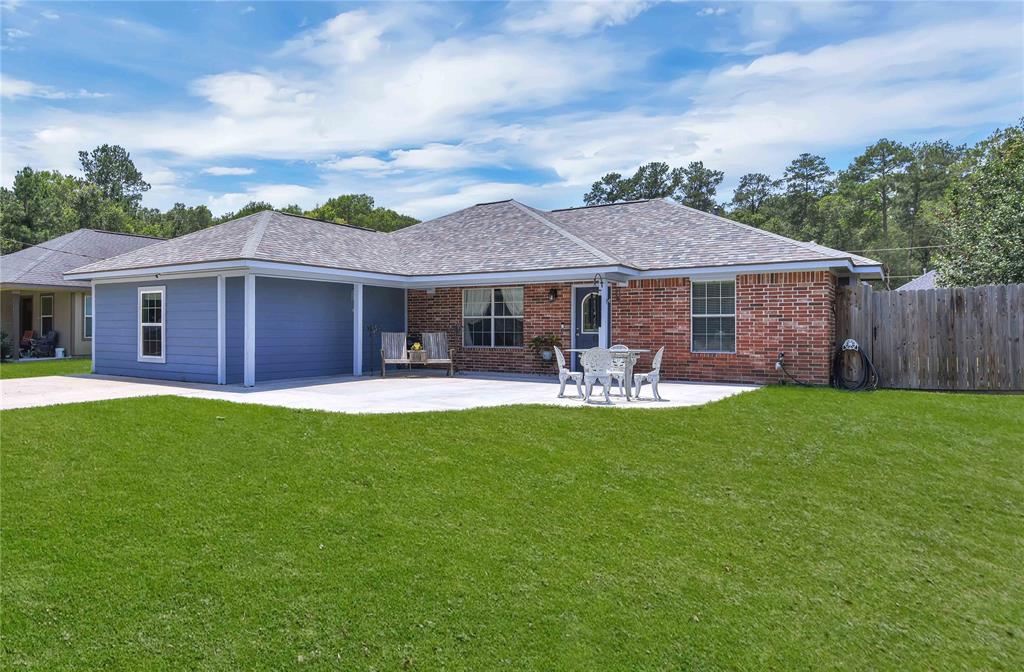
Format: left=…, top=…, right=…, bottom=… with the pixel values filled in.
left=548, top=288, right=558, bottom=302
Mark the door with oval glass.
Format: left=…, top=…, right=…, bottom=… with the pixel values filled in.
left=572, top=286, right=601, bottom=370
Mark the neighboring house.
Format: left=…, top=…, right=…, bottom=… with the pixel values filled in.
left=897, top=269, right=938, bottom=291
left=66, top=199, right=883, bottom=386
left=1, top=229, right=162, bottom=359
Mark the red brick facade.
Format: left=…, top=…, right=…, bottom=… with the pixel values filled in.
left=407, top=271, right=838, bottom=384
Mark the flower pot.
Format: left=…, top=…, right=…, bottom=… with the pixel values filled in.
left=410, top=350, right=427, bottom=363
left=540, top=349, right=553, bottom=361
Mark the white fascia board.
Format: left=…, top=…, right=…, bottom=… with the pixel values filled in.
left=69, top=258, right=883, bottom=287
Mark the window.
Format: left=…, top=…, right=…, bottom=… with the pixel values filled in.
left=580, top=292, right=601, bottom=333
left=83, top=294, right=93, bottom=340
left=463, top=287, right=524, bottom=347
left=40, top=295, right=54, bottom=334
left=138, top=286, right=165, bottom=362
left=692, top=280, right=736, bottom=353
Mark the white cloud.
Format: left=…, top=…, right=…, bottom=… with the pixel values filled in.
left=202, top=166, right=256, bottom=176
left=322, top=156, right=394, bottom=173
left=41, top=10, right=59, bottom=20
left=207, top=184, right=318, bottom=213
left=0, top=75, right=108, bottom=100
left=505, top=0, right=653, bottom=36
left=697, top=7, right=727, bottom=17
left=241, top=5, right=255, bottom=15
left=5, top=28, right=30, bottom=38
left=279, top=9, right=393, bottom=65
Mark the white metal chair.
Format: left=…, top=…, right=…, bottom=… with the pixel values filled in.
left=380, top=332, right=409, bottom=377
left=554, top=346, right=583, bottom=398
left=633, top=346, right=665, bottom=401
left=423, top=331, right=455, bottom=377
left=608, top=343, right=629, bottom=396
left=581, top=347, right=613, bottom=404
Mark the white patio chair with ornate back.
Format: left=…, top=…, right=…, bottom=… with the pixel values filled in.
left=380, top=332, right=409, bottom=377
left=608, top=343, right=629, bottom=396
left=581, top=347, right=613, bottom=404
left=554, top=346, right=583, bottom=398
left=633, top=346, right=666, bottom=401
left=422, top=331, right=455, bottom=377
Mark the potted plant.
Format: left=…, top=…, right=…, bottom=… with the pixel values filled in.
left=529, top=334, right=562, bottom=362
left=410, top=341, right=427, bottom=363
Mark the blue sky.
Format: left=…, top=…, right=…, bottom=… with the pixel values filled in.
left=2, top=1, right=1021, bottom=220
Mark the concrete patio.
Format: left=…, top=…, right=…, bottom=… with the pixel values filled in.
left=0, top=371, right=758, bottom=414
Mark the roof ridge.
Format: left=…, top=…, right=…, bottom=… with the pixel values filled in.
left=549, top=199, right=653, bottom=212
left=508, top=200, right=618, bottom=265
left=82, top=228, right=166, bottom=240
left=9, top=245, right=60, bottom=283
left=662, top=200, right=880, bottom=266
left=241, top=210, right=273, bottom=258
left=269, top=209, right=381, bottom=233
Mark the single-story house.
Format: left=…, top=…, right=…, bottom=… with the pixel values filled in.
left=1, top=229, right=162, bottom=359
left=65, top=199, right=882, bottom=386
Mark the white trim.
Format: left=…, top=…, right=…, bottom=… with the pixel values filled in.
left=65, top=257, right=883, bottom=285
left=599, top=282, right=610, bottom=348
left=691, top=279, right=737, bottom=355
left=90, top=281, right=96, bottom=373
left=403, top=288, right=408, bottom=334
left=137, top=286, right=166, bottom=363
left=579, top=291, right=601, bottom=334
left=82, top=292, right=94, bottom=340
left=462, top=287, right=524, bottom=348
left=216, top=274, right=226, bottom=385
left=243, top=274, right=255, bottom=387
left=353, top=283, right=364, bottom=376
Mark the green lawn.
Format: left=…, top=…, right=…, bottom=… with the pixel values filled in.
left=2, top=388, right=1022, bottom=670
left=0, top=358, right=91, bottom=379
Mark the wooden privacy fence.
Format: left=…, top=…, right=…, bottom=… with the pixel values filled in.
left=835, top=283, right=1024, bottom=391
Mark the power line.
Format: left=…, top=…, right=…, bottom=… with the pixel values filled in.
left=849, top=244, right=949, bottom=253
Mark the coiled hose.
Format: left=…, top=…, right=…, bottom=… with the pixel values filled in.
left=831, top=339, right=879, bottom=391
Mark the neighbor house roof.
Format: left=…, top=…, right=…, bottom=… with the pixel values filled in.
left=897, top=269, right=938, bottom=291
left=1, top=228, right=163, bottom=289
left=67, top=199, right=883, bottom=280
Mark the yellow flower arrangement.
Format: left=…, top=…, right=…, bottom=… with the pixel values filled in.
left=411, top=342, right=422, bottom=351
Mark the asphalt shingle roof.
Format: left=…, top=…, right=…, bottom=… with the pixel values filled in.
left=1, top=229, right=162, bottom=288
left=68, top=199, right=881, bottom=278
left=897, top=269, right=938, bottom=291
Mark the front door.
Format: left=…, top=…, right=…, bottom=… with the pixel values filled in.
left=20, top=296, right=32, bottom=338
left=572, top=286, right=601, bottom=370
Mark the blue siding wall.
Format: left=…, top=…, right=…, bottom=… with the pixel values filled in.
left=95, top=278, right=218, bottom=383
left=225, top=276, right=244, bottom=384
left=363, top=286, right=406, bottom=374
left=255, top=277, right=353, bottom=381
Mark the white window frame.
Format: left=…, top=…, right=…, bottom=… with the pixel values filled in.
left=462, top=287, right=525, bottom=348
left=137, top=286, right=166, bottom=363
left=579, top=291, right=601, bottom=334
left=40, top=294, right=54, bottom=334
left=691, top=279, right=736, bottom=354
left=83, top=293, right=93, bottom=340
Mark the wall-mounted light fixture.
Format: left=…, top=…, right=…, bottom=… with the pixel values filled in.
left=548, top=288, right=558, bottom=302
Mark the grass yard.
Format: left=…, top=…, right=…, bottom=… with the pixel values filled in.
left=0, top=358, right=91, bottom=379
left=1, top=387, right=1022, bottom=670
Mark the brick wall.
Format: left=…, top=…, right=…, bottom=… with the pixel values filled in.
left=407, top=283, right=573, bottom=375
left=407, top=271, right=837, bottom=384
left=610, top=271, right=837, bottom=384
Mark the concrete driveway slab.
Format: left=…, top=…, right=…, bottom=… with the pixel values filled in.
left=2, top=373, right=758, bottom=414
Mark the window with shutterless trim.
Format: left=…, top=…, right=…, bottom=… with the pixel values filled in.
left=40, top=294, right=54, bottom=334
left=138, top=286, right=165, bottom=362
left=691, top=280, right=735, bottom=353
left=83, top=294, right=93, bottom=340
left=463, top=287, right=524, bottom=347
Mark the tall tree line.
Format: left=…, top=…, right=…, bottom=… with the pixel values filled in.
left=0, top=145, right=419, bottom=254
left=582, top=122, right=1024, bottom=286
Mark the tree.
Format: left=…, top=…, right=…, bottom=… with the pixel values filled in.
left=846, top=139, right=912, bottom=238
left=0, top=168, right=81, bottom=252
left=782, top=153, right=833, bottom=238
left=897, top=141, right=965, bottom=269
left=935, top=122, right=1024, bottom=286
left=162, top=203, right=214, bottom=237
left=584, top=172, right=631, bottom=205
left=731, top=173, right=777, bottom=214
left=78, top=144, right=150, bottom=209
left=673, top=161, right=724, bottom=212
left=216, top=201, right=274, bottom=223
left=307, top=194, right=418, bottom=232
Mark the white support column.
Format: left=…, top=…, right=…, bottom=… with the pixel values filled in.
left=353, top=283, right=364, bottom=376
left=216, top=274, right=226, bottom=384
left=600, top=282, right=610, bottom=348
left=89, top=281, right=95, bottom=372
left=243, top=273, right=256, bottom=387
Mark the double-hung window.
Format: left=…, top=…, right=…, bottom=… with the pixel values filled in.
left=138, top=286, right=165, bottom=362
left=40, top=294, right=54, bottom=334
left=83, top=294, right=93, bottom=340
left=463, top=287, right=524, bottom=347
left=692, top=280, right=736, bottom=353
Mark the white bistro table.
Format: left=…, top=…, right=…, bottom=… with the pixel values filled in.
left=566, top=348, right=650, bottom=400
